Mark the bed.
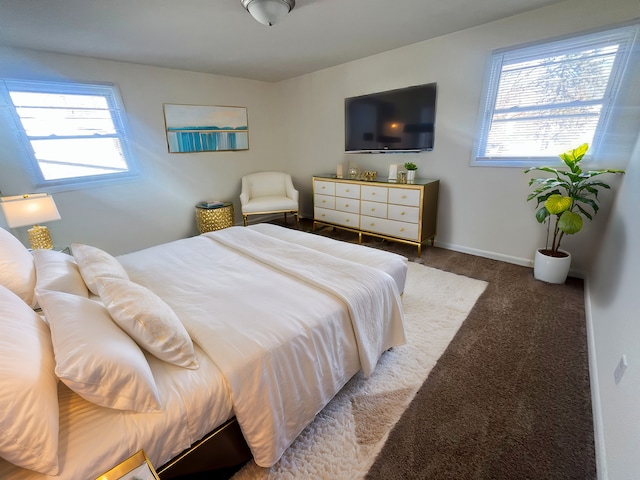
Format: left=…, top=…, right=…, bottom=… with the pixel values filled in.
left=0, top=223, right=407, bottom=479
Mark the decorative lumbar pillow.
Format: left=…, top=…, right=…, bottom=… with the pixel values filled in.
left=95, top=277, right=199, bottom=370
left=0, top=284, right=60, bottom=474
left=71, top=243, right=129, bottom=295
left=0, top=226, right=36, bottom=307
left=37, top=289, right=162, bottom=413
left=33, top=248, right=89, bottom=298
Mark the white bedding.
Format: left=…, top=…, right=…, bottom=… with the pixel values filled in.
left=120, top=227, right=405, bottom=466
left=247, top=223, right=408, bottom=294
left=0, top=224, right=407, bottom=478
left=0, top=346, right=232, bottom=480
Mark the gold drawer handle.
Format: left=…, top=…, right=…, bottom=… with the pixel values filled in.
left=346, top=189, right=350, bottom=192
left=371, top=208, right=375, bottom=212
left=402, top=195, right=407, bottom=199
left=345, top=203, right=349, bottom=207
left=345, top=219, right=350, bottom=223
left=321, top=214, right=326, bottom=217
left=370, top=223, right=375, bottom=227
left=322, top=200, right=326, bottom=203
left=400, top=228, right=405, bottom=232
left=371, top=192, right=376, bottom=196
left=322, top=186, right=326, bottom=189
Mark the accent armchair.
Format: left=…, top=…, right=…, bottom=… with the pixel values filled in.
left=240, top=172, right=299, bottom=226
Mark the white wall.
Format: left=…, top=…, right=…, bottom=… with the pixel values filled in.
left=278, top=0, right=640, bottom=274
left=1, top=5, right=639, bottom=476
left=587, top=130, right=640, bottom=480
left=0, top=47, right=281, bottom=254
left=0, top=1, right=637, bottom=266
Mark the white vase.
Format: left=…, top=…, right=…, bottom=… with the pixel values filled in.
left=533, top=248, right=571, bottom=284
left=406, top=170, right=416, bottom=182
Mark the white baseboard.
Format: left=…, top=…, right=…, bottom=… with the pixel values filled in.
left=583, top=278, right=608, bottom=480
left=433, top=240, right=533, bottom=268
left=433, top=240, right=585, bottom=278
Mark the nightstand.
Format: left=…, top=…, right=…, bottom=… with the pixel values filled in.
left=195, top=202, right=234, bottom=233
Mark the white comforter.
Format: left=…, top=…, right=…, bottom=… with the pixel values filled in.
left=120, top=226, right=405, bottom=467
left=0, top=225, right=406, bottom=479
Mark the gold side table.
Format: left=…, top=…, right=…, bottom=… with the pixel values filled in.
left=196, top=202, right=234, bottom=233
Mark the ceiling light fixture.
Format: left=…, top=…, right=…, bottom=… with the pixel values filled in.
left=241, top=0, right=295, bottom=26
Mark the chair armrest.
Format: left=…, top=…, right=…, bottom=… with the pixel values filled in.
left=239, top=192, right=250, bottom=206
left=284, top=176, right=299, bottom=203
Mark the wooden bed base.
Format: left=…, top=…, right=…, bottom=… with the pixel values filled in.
left=157, top=417, right=252, bottom=479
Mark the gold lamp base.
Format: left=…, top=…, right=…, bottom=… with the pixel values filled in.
left=28, top=224, right=54, bottom=250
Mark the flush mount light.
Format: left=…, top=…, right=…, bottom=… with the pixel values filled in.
left=241, top=0, right=295, bottom=26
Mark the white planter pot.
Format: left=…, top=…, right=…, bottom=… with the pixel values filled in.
left=406, top=170, right=416, bottom=182
left=533, top=248, right=571, bottom=284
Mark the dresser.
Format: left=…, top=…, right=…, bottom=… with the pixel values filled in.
left=312, top=175, right=439, bottom=255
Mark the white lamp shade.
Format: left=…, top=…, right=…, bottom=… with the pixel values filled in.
left=1, top=194, right=61, bottom=228
left=244, top=0, right=293, bottom=26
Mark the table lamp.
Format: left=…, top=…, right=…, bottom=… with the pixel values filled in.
left=0, top=193, right=61, bottom=249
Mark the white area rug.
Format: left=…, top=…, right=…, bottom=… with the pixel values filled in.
left=231, top=262, right=488, bottom=480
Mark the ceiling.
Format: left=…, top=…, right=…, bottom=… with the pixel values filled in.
left=0, top=0, right=566, bottom=82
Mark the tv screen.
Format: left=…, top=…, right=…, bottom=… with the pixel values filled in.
left=345, top=83, right=437, bottom=153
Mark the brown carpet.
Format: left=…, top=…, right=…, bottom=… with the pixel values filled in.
left=293, top=220, right=596, bottom=480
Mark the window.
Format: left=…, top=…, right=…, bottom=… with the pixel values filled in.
left=2, top=79, right=138, bottom=189
left=472, top=22, right=640, bottom=167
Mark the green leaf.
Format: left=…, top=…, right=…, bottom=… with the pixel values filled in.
left=573, top=143, right=589, bottom=161
left=576, top=204, right=593, bottom=221
left=558, top=211, right=583, bottom=234
left=545, top=194, right=572, bottom=215
left=525, top=166, right=561, bottom=175
left=535, top=206, right=549, bottom=223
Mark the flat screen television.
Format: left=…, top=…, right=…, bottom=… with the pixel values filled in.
left=345, top=83, right=437, bottom=153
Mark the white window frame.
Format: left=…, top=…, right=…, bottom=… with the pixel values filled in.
left=1, top=79, right=139, bottom=190
left=471, top=22, right=640, bottom=167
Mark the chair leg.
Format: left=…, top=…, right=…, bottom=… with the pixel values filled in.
left=294, top=212, right=299, bottom=228
left=243, top=215, right=248, bottom=227
left=284, top=212, right=288, bottom=224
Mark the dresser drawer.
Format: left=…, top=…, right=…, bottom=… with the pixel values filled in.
left=314, top=194, right=335, bottom=210
left=388, top=187, right=421, bottom=206
left=388, top=204, right=419, bottom=223
left=361, top=200, right=387, bottom=219
left=361, top=185, right=388, bottom=202
left=361, top=216, right=419, bottom=241
left=314, top=207, right=359, bottom=229
left=336, top=183, right=361, bottom=199
left=336, top=197, right=359, bottom=214
left=314, top=180, right=336, bottom=196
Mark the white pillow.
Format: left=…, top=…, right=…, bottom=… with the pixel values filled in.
left=33, top=248, right=89, bottom=298
left=95, top=277, right=199, bottom=370
left=37, top=290, right=162, bottom=413
left=0, top=227, right=36, bottom=307
left=71, top=243, right=129, bottom=295
left=0, top=284, right=59, bottom=474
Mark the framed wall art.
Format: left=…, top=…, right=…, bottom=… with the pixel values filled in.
left=94, top=450, right=160, bottom=480
left=163, top=104, right=249, bottom=153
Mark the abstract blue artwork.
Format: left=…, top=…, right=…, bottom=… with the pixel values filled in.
left=164, top=104, right=249, bottom=153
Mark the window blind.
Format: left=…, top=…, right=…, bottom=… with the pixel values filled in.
left=473, top=22, right=639, bottom=166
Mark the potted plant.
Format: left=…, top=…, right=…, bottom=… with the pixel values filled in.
left=404, top=162, right=418, bottom=182
left=525, top=143, right=624, bottom=283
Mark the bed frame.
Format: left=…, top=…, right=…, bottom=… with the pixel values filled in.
left=157, top=418, right=252, bottom=479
